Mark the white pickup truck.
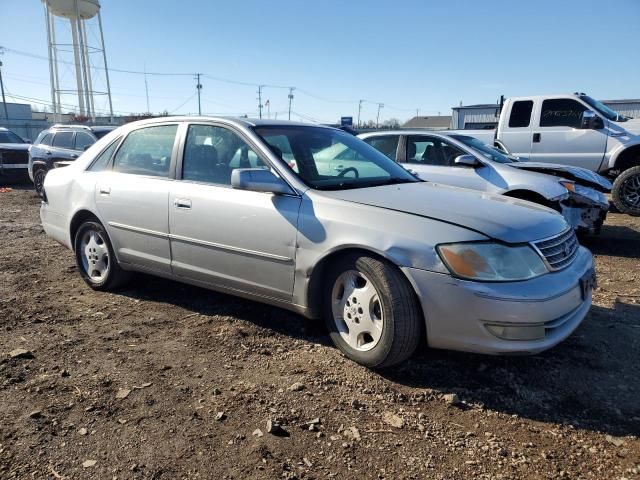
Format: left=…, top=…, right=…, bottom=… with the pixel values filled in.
left=454, top=93, right=640, bottom=215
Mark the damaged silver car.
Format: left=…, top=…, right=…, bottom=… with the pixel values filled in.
left=360, top=131, right=611, bottom=234
left=40, top=118, right=595, bottom=368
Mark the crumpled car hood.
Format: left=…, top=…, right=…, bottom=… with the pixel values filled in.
left=508, top=162, right=612, bottom=192
left=322, top=182, right=568, bottom=244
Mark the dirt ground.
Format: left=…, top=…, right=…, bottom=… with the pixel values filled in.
left=1, top=183, right=639, bottom=480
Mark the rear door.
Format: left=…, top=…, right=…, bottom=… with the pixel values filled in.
left=49, top=131, right=79, bottom=164
left=168, top=123, right=300, bottom=300
left=361, top=135, right=401, bottom=160
left=94, top=123, right=179, bottom=274
left=403, top=135, right=490, bottom=191
left=529, top=98, right=607, bottom=170
left=498, top=99, right=534, bottom=158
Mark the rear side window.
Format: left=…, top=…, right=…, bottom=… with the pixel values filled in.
left=113, top=125, right=177, bottom=177
left=87, top=137, right=121, bottom=172
left=508, top=101, right=533, bottom=128
left=75, top=132, right=95, bottom=151
left=52, top=131, right=74, bottom=149
left=363, top=136, right=400, bottom=160
left=540, top=99, right=587, bottom=128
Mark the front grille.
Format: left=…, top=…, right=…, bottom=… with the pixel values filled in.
left=0, top=149, right=29, bottom=165
left=532, top=228, right=579, bottom=271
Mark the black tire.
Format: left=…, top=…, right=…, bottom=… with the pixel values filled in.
left=323, top=253, right=422, bottom=368
left=33, top=167, right=47, bottom=198
left=73, top=220, right=131, bottom=291
left=612, top=166, right=640, bottom=216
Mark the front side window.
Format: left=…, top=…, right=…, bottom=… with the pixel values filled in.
left=52, top=131, right=74, bottom=149
left=254, top=126, right=417, bottom=190
left=39, top=133, right=53, bottom=146
left=540, top=99, right=587, bottom=128
left=112, top=125, right=177, bottom=177
left=182, top=124, right=267, bottom=185
left=75, top=132, right=95, bottom=151
left=508, top=100, right=533, bottom=128
left=363, top=135, right=400, bottom=160
left=406, top=136, right=465, bottom=167
left=87, top=137, right=121, bottom=172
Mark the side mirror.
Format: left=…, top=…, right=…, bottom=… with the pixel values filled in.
left=231, top=168, right=292, bottom=195
left=23, top=138, right=32, bottom=144
left=83, top=144, right=92, bottom=151
left=581, top=110, right=604, bottom=130
left=454, top=154, right=481, bottom=167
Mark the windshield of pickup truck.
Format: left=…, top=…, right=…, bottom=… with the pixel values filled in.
left=580, top=95, right=629, bottom=122
left=0, top=130, right=26, bottom=144
left=254, top=125, right=419, bottom=190
left=451, top=135, right=515, bottom=164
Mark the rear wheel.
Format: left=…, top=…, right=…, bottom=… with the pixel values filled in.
left=323, top=253, right=422, bottom=368
left=33, top=167, right=47, bottom=198
left=612, top=166, right=640, bottom=216
left=74, top=220, right=131, bottom=290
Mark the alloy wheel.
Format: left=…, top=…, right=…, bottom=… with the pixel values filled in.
left=331, top=270, right=384, bottom=351
left=79, top=229, right=110, bottom=282
left=621, top=172, right=640, bottom=209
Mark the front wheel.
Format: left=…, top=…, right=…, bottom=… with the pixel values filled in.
left=323, top=254, right=422, bottom=368
left=33, top=167, right=47, bottom=198
left=612, top=166, right=640, bottom=216
left=74, top=220, right=131, bottom=290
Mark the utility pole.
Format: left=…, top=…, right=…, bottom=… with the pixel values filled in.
left=357, top=99, right=363, bottom=128
left=376, top=103, right=384, bottom=129
left=416, top=108, right=419, bottom=118
left=195, top=73, right=202, bottom=115
left=144, top=64, right=150, bottom=113
left=287, top=87, right=295, bottom=120
left=257, top=85, right=264, bottom=119
left=0, top=58, right=8, bottom=121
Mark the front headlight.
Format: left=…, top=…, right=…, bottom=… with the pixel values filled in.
left=437, top=242, right=548, bottom=281
left=560, top=181, right=609, bottom=207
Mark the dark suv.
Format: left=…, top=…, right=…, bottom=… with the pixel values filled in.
left=0, top=127, right=31, bottom=182
left=28, top=124, right=116, bottom=196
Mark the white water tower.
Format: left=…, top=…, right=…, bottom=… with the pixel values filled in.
left=43, top=0, right=113, bottom=122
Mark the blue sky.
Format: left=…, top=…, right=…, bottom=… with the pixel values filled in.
left=1, top=0, right=639, bottom=123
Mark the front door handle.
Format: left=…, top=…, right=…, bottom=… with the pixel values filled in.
left=99, top=185, right=111, bottom=195
left=174, top=198, right=192, bottom=209
left=533, top=133, right=541, bottom=143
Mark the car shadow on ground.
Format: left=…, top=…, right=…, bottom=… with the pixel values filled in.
left=112, top=274, right=639, bottom=437
left=581, top=222, right=640, bottom=260
left=383, top=302, right=640, bottom=437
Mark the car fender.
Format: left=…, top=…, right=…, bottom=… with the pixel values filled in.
left=607, top=139, right=640, bottom=171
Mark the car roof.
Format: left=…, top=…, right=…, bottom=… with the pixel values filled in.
left=48, top=124, right=117, bottom=134
left=123, top=116, right=333, bottom=129
left=359, top=130, right=454, bottom=138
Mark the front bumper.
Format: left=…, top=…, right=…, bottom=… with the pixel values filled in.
left=560, top=191, right=608, bottom=233
left=402, top=246, right=594, bottom=355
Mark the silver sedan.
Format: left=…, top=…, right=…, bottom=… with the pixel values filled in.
left=40, top=118, right=595, bottom=367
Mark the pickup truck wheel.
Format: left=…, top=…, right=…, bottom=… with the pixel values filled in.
left=74, top=220, right=131, bottom=291
left=33, top=167, right=47, bottom=198
left=323, top=254, right=422, bottom=368
left=612, top=166, right=640, bottom=216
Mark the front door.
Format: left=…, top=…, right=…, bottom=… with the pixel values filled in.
left=529, top=98, right=608, bottom=170
left=404, top=135, right=490, bottom=191
left=50, top=131, right=80, bottom=164
left=94, top=124, right=179, bottom=274
left=168, top=123, right=300, bottom=301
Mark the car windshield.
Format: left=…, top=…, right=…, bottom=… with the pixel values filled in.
left=0, top=130, right=25, bottom=144
left=253, top=125, right=419, bottom=190
left=580, top=95, right=629, bottom=122
left=93, top=129, right=115, bottom=139
left=451, top=135, right=515, bottom=164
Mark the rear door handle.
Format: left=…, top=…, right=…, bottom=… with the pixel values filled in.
left=533, top=133, right=541, bottom=143
left=174, top=198, right=192, bottom=209
left=99, top=186, right=111, bottom=195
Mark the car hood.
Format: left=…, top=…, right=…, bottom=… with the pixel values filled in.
left=619, top=117, right=640, bottom=135
left=0, top=143, right=30, bottom=151
left=507, top=162, right=612, bottom=192
left=322, top=182, right=567, bottom=244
